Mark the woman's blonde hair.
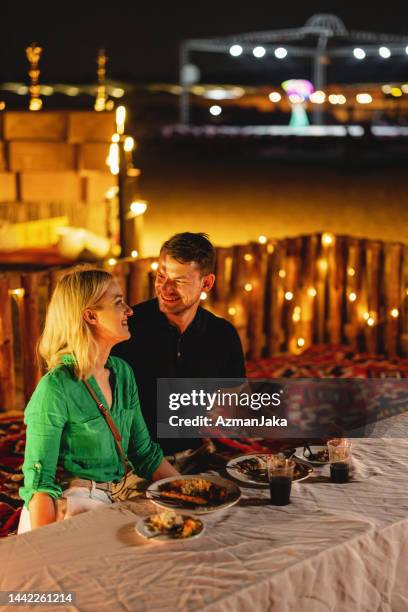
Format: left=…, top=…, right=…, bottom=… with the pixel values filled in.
left=38, top=267, right=113, bottom=380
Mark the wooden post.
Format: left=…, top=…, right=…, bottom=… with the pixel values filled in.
left=0, top=277, right=16, bottom=411
left=384, top=243, right=401, bottom=356
left=21, top=273, right=43, bottom=403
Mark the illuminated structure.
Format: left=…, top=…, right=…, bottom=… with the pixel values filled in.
left=25, top=43, right=42, bottom=111
left=281, top=79, right=314, bottom=126
left=179, top=13, right=408, bottom=125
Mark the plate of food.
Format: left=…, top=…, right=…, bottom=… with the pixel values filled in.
left=294, top=445, right=329, bottom=465
left=146, top=474, right=241, bottom=514
left=135, top=510, right=204, bottom=542
left=226, top=454, right=313, bottom=487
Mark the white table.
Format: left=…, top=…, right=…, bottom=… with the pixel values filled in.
left=1, top=433, right=408, bottom=612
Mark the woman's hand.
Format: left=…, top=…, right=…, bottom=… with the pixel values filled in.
left=28, top=492, right=57, bottom=529
left=152, top=458, right=180, bottom=481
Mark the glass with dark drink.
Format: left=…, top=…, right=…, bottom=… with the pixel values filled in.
left=268, top=455, right=295, bottom=505
left=327, top=439, right=352, bottom=484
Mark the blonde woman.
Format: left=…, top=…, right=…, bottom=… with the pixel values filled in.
left=18, top=268, right=178, bottom=532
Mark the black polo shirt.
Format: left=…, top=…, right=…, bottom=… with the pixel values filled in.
left=112, top=298, right=246, bottom=452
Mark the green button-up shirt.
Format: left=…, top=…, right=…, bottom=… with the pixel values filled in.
left=19, top=355, right=163, bottom=508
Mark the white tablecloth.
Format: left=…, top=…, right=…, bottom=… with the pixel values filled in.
left=1, top=433, right=408, bottom=611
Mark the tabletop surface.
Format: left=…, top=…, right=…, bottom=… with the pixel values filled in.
left=1, top=418, right=408, bottom=612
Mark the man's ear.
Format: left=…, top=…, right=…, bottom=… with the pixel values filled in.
left=202, top=273, right=215, bottom=293
left=83, top=308, right=98, bottom=326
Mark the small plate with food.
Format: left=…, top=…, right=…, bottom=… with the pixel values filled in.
left=226, top=454, right=313, bottom=487
left=146, top=474, right=241, bottom=514
left=136, top=510, right=204, bottom=542
left=294, top=445, right=329, bottom=465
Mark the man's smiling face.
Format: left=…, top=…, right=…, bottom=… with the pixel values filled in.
left=155, top=253, right=209, bottom=316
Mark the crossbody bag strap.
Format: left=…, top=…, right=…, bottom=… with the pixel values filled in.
left=83, top=380, right=129, bottom=480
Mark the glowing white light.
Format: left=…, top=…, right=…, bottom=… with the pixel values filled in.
left=353, top=48, right=366, bottom=60
left=347, top=267, right=355, bottom=277
left=228, top=306, right=237, bottom=316
left=382, top=85, right=392, bottom=94
left=391, top=308, right=399, bottom=318
left=244, top=283, right=253, bottom=292
left=297, top=337, right=305, bottom=348
left=258, top=235, right=267, bottom=244
left=116, top=106, right=126, bottom=133
left=367, top=317, right=375, bottom=327
left=328, top=94, right=339, bottom=104
left=111, top=88, right=125, bottom=98
left=275, top=47, right=287, bottom=59
left=289, top=93, right=304, bottom=104
left=269, top=92, right=282, bottom=103
left=229, top=44, right=243, bottom=57
left=356, top=93, right=372, bottom=104
left=131, top=250, right=138, bottom=258
left=322, top=232, right=334, bottom=246
left=253, top=46, right=266, bottom=58
left=41, top=85, right=54, bottom=96
left=307, top=287, right=317, bottom=297
left=278, top=269, right=286, bottom=279
left=337, top=95, right=347, bottom=104
left=151, top=262, right=159, bottom=271
left=285, top=291, right=294, bottom=301
left=309, top=90, right=326, bottom=104
left=406, top=45, right=408, bottom=55
left=108, top=258, right=117, bottom=266
left=130, top=200, right=148, bottom=216
left=349, top=292, right=357, bottom=302
left=200, top=292, right=207, bottom=301
left=124, top=136, right=134, bottom=152
left=379, top=46, right=391, bottom=58
left=401, top=84, right=408, bottom=94
left=209, top=105, right=222, bottom=116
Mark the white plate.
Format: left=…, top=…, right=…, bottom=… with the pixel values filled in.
left=294, top=445, right=329, bottom=465
left=146, top=474, right=241, bottom=515
left=135, top=514, right=205, bottom=543
left=226, top=454, right=313, bottom=487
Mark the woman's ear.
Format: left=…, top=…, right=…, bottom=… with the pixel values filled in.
left=83, top=308, right=98, bottom=326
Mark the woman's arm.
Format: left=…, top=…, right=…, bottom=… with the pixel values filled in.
left=152, top=457, right=180, bottom=481
left=28, top=492, right=56, bottom=529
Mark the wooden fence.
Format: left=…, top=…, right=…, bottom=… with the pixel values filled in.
left=1, top=232, right=407, bottom=411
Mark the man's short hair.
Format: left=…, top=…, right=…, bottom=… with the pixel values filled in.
left=160, top=232, right=215, bottom=275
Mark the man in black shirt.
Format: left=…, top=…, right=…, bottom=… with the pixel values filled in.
left=113, top=232, right=245, bottom=453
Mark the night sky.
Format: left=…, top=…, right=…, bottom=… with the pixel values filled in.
left=1, top=1, right=407, bottom=83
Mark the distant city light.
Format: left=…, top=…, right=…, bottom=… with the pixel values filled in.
left=288, top=93, right=304, bottom=104
left=229, top=44, right=243, bottom=57
left=66, top=86, right=79, bottom=96
left=356, top=93, right=373, bottom=104
left=253, top=46, right=266, bottom=58
left=111, top=88, right=125, bottom=98
left=209, top=105, right=222, bottom=116
left=391, top=87, right=402, bottom=97
left=309, top=90, right=326, bottom=104
left=382, top=85, right=392, bottom=94
left=353, top=48, right=366, bottom=60
left=269, top=91, right=282, bottom=103
left=328, top=94, right=339, bottom=104
left=275, top=47, right=287, bottom=59
left=379, top=46, right=391, bottom=58
left=337, top=95, right=347, bottom=104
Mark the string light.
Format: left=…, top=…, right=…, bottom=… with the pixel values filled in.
left=390, top=308, right=399, bottom=318
left=275, top=47, right=287, bottom=59
left=307, top=287, right=317, bottom=297
left=347, top=267, right=355, bottom=277
left=131, top=250, right=138, bottom=258
left=200, top=292, right=207, bottom=300
left=229, top=44, right=243, bottom=57
left=228, top=306, right=237, bottom=316
left=244, top=283, right=253, bottom=292
left=151, top=262, right=159, bottom=271
left=209, top=105, right=222, bottom=116
left=258, top=235, right=267, bottom=244
left=322, top=232, right=334, bottom=246
left=278, top=269, right=286, bottom=279
left=353, top=48, right=366, bottom=60
left=115, top=106, right=126, bottom=134
left=367, top=317, right=375, bottom=327
left=309, top=90, right=325, bottom=104
left=124, top=136, right=135, bottom=152
left=9, top=288, right=25, bottom=297
left=297, top=337, right=305, bottom=348
left=244, top=253, right=253, bottom=262
left=318, top=259, right=328, bottom=272
left=379, top=46, right=391, bottom=58
left=129, top=200, right=148, bottom=216
left=363, top=311, right=370, bottom=321
left=253, top=46, right=266, bottom=58
left=267, top=244, right=275, bottom=254
left=284, top=291, right=293, bottom=301
left=349, top=292, right=357, bottom=302
left=356, top=93, right=372, bottom=104
left=107, top=258, right=117, bottom=266
left=269, top=92, right=281, bottom=103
